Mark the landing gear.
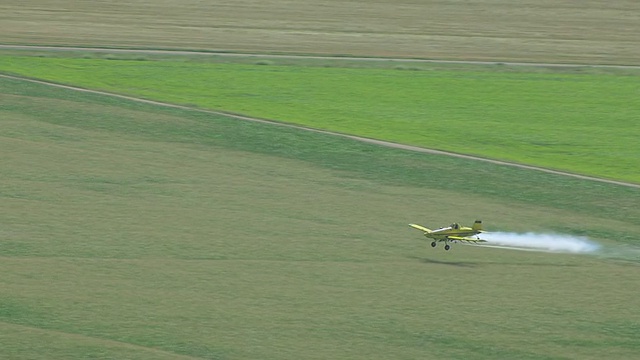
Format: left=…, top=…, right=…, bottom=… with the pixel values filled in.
left=431, top=241, right=437, bottom=248
left=444, top=244, right=451, bottom=251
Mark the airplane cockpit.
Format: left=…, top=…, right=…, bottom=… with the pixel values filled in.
left=450, top=223, right=460, bottom=229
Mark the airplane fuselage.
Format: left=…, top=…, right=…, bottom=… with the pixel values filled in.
left=426, top=226, right=479, bottom=240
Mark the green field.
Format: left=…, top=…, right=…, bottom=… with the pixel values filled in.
left=2, top=1, right=640, bottom=359
left=2, top=71, right=640, bottom=360
left=1, top=54, right=639, bottom=184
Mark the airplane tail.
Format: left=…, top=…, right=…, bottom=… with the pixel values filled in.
left=472, top=220, right=483, bottom=232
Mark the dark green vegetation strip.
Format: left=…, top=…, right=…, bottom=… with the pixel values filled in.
left=2, top=75, right=639, bottom=360
left=1, top=54, right=639, bottom=184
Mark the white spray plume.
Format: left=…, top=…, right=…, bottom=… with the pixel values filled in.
left=482, top=232, right=600, bottom=254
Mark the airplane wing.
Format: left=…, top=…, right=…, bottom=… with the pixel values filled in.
left=409, top=224, right=432, bottom=233
left=431, top=226, right=452, bottom=233
left=447, top=236, right=487, bottom=243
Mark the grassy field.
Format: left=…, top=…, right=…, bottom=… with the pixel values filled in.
left=2, top=73, right=640, bottom=360
left=2, top=1, right=640, bottom=359
left=2, top=0, right=640, bottom=65
left=1, top=54, right=639, bottom=183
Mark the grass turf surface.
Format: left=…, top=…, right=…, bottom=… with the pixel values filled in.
left=1, top=54, right=639, bottom=184
left=2, top=74, right=640, bottom=360
left=2, top=1, right=640, bottom=357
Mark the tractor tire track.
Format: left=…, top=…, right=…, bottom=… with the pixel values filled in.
left=0, top=320, right=205, bottom=359
left=2, top=45, right=640, bottom=69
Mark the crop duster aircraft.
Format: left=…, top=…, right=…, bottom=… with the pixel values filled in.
left=409, top=220, right=487, bottom=250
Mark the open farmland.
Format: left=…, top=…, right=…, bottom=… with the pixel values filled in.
left=1, top=72, right=640, bottom=360
left=2, top=0, right=640, bottom=359
left=1, top=54, right=638, bottom=183
left=2, top=0, right=640, bottom=65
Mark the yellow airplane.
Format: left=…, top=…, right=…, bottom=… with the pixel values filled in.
left=409, top=220, right=487, bottom=250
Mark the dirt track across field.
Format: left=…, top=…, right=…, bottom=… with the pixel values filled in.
left=2, top=45, right=640, bottom=70
left=2, top=71, right=637, bottom=189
